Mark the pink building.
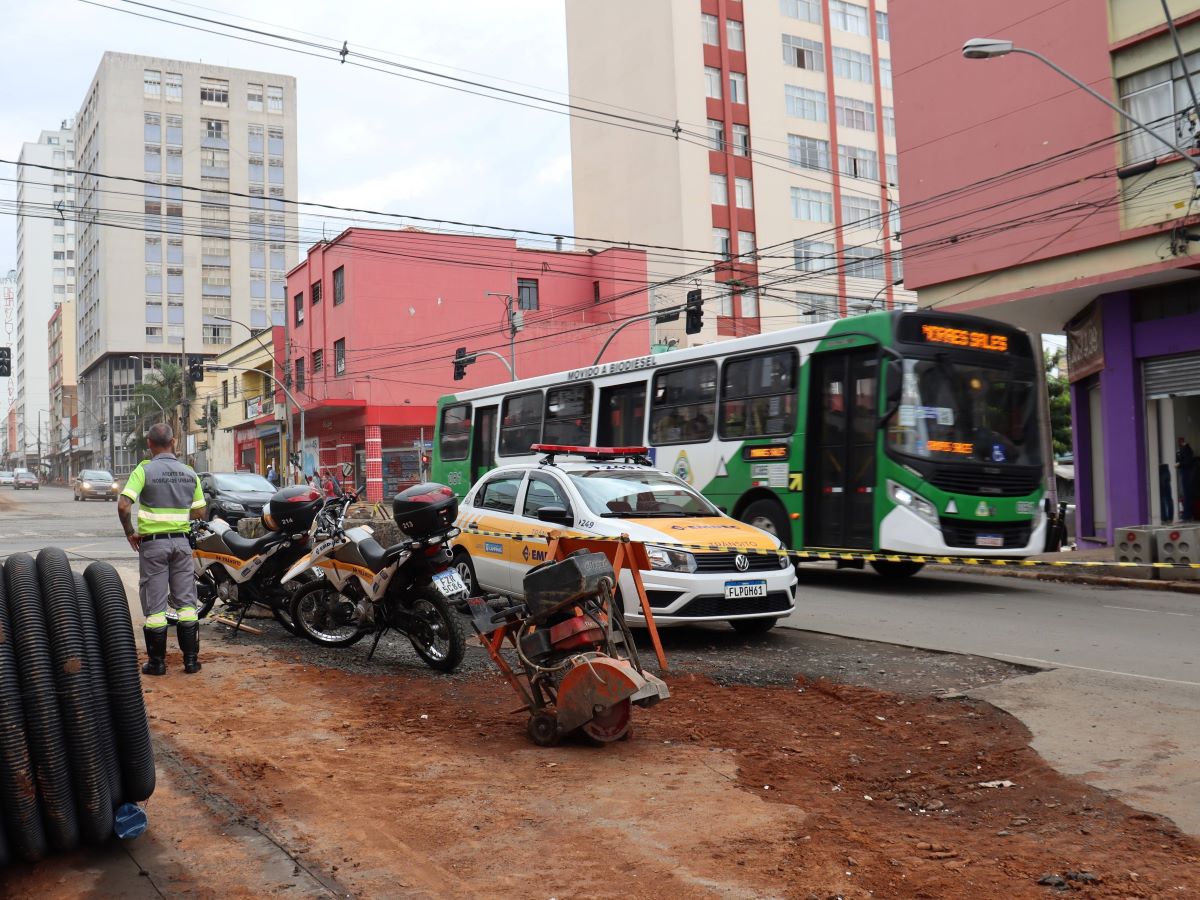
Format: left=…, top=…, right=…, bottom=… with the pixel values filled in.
left=892, top=0, right=1200, bottom=545
left=285, top=228, right=649, bottom=501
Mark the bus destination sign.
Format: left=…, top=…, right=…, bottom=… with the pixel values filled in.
left=920, top=324, right=1008, bottom=353
left=567, top=355, right=657, bottom=382
left=742, top=444, right=789, bottom=461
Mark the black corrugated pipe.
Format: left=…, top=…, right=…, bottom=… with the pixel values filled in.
left=73, top=572, right=122, bottom=811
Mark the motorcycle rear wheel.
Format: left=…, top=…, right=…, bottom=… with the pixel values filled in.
left=289, top=581, right=368, bottom=648
left=406, top=587, right=465, bottom=673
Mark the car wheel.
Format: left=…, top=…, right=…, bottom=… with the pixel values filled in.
left=729, top=617, right=779, bottom=635
left=740, top=498, right=791, bottom=547
left=452, top=548, right=478, bottom=597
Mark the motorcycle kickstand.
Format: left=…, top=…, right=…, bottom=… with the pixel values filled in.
left=226, top=596, right=254, bottom=640
left=366, top=626, right=389, bottom=662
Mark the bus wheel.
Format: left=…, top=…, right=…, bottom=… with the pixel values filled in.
left=869, top=560, right=925, bottom=579
left=741, top=499, right=789, bottom=545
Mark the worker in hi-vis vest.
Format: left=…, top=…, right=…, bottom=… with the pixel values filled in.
left=117, top=422, right=207, bottom=675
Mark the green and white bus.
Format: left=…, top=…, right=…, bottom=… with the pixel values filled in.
left=432, top=310, right=1048, bottom=577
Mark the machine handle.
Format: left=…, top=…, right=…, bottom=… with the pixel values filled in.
left=490, top=604, right=526, bottom=624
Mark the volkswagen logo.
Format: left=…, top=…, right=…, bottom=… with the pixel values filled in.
left=734, top=554, right=750, bottom=572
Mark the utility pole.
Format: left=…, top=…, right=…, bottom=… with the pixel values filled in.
left=485, top=291, right=520, bottom=380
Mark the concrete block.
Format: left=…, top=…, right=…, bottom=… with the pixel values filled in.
left=1115, top=526, right=1156, bottom=564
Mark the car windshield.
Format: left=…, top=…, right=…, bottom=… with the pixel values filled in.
left=886, top=358, right=1041, bottom=466
left=81, top=470, right=112, bottom=480
left=212, top=473, right=275, bottom=492
left=567, top=469, right=720, bottom=517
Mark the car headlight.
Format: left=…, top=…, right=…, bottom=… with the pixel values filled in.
left=645, top=544, right=697, bottom=573
left=111, top=483, right=120, bottom=491
left=778, top=553, right=792, bottom=569
left=223, top=501, right=245, bottom=512
left=888, top=480, right=939, bottom=528
left=82, top=482, right=91, bottom=490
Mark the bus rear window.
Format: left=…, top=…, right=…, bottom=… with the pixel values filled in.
left=544, top=385, right=592, bottom=446
left=720, top=349, right=798, bottom=438
left=650, top=362, right=716, bottom=444
left=438, top=403, right=471, bottom=461
left=499, top=391, right=543, bottom=455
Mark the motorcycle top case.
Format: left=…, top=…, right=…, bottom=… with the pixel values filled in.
left=522, top=550, right=615, bottom=623
left=393, top=483, right=458, bottom=537
left=264, top=486, right=324, bottom=533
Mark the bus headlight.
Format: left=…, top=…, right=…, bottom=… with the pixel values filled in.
left=888, top=480, right=939, bottom=528
left=646, top=544, right=697, bottom=573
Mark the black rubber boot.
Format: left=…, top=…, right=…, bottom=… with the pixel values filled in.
left=141, top=626, right=167, bottom=676
left=177, top=621, right=202, bottom=674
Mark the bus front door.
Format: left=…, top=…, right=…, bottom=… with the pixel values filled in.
left=471, top=405, right=497, bottom=482
left=805, top=349, right=878, bottom=550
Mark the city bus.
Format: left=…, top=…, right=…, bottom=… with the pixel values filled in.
left=432, top=310, right=1048, bottom=577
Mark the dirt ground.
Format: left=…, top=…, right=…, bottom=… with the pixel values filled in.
left=6, top=627, right=1198, bottom=900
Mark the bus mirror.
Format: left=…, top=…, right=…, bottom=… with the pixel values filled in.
left=536, top=504, right=572, bottom=525
left=886, top=360, right=903, bottom=405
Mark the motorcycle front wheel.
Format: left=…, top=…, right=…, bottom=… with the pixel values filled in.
left=406, top=586, right=466, bottom=673
left=289, top=581, right=368, bottom=648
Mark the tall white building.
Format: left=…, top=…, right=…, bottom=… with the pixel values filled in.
left=15, top=120, right=76, bottom=470
left=566, top=0, right=913, bottom=345
left=74, top=52, right=298, bottom=474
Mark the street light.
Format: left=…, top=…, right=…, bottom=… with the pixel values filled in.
left=962, top=38, right=1200, bottom=170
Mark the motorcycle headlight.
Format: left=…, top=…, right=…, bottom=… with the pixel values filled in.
left=223, top=501, right=245, bottom=512
left=645, top=544, right=697, bottom=573
left=888, top=480, right=939, bottom=528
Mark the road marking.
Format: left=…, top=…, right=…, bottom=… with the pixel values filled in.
left=992, top=654, right=1200, bottom=689
left=1103, top=604, right=1193, bottom=617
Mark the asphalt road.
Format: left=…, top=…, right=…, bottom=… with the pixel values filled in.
left=0, top=484, right=135, bottom=562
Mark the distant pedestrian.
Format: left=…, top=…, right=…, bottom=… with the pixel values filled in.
left=323, top=472, right=338, bottom=498
left=267, top=462, right=280, bottom=489
left=1178, top=437, right=1196, bottom=521
left=117, top=423, right=206, bottom=676
left=1160, top=463, right=1174, bottom=523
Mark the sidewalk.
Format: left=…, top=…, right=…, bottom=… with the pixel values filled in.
left=932, top=544, right=1200, bottom=593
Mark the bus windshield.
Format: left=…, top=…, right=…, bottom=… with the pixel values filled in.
left=568, top=469, right=721, bottom=517
left=887, top=358, right=1041, bottom=466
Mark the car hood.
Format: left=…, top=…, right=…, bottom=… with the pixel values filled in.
left=215, top=490, right=274, bottom=506
left=81, top=477, right=112, bottom=484
left=612, top=517, right=782, bottom=550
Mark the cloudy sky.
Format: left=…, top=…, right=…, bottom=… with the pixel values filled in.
left=0, top=0, right=578, bottom=268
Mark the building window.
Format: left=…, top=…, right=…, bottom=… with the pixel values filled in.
left=830, top=0, right=869, bottom=35
left=791, top=187, right=833, bottom=222
left=833, top=47, right=873, bottom=83
left=879, top=58, right=892, bottom=90
left=517, top=278, right=539, bottom=310
left=836, top=96, right=876, bottom=131
left=311, top=280, right=322, bottom=305
left=333, top=266, right=345, bottom=304
left=734, top=176, right=753, bottom=208
left=737, top=230, right=756, bottom=257
left=844, top=245, right=885, bottom=279
left=166, top=147, right=182, bottom=175
left=732, top=124, right=750, bottom=157
left=797, top=292, right=839, bottom=322
left=334, top=338, right=346, bottom=375
left=312, top=349, right=323, bottom=372
left=267, top=85, right=284, bottom=113
left=789, top=134, right=830, bottom=170
left=875, top=10, right=890, bottom=41
left=782, top=35, right=823, bottom=71
left=780, top=0, right=821, bottom=24
left=144, top=144, right=161, bottom=173
left=885, top=152, right=899, bottom=185
left=714, top=227, right=731, bottom=258
left=204, top=118, right=227, bottom=141
left=145, top=236, right=161, bottom=263
left=794, top=239, right=835, bottom=272
left=268, top=126, right=284, bottom=155
left=739, top=289, right=759, bottom=318
left=200, top=77, right=229, bottom=106
left=842, top=194, right=881, bottom=226
left=711, top=172, right=728, bottom=205
left=704, top=66, right=723, bottom=100
left=247, top=82, right=263, bottom=111
left=293, top=291, right=304, bottom=325
left=785, top=85, right=827, bottom=121
left=144, top=69, right=161, bottom=98
left=729, top=71, right=747, bottom=104
left=204, top=323, right=231, bottom=345
left=295, top=357, right=305, bottom=393
left=165, top=72, right=182, bottom=101
left=883, top=106, right=895, bottom=136
left=727, top=19, right=744, bottom=51
left=702, top=13, right=720, bottom=46
left=144, top=112, right=160, bottom=143
left=166, top=114, right=182, bottom=145
left=708, top=118, right=726, bottom=150
left=838, top=144, right=878, bottom=179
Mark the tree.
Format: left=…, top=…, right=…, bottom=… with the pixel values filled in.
left=1045, top=349, right=1072, bottom=458
left=125, top=362, right=193, bottom=451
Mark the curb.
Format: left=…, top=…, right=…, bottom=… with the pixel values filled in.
left=930, top=563, right=1200, bottom=594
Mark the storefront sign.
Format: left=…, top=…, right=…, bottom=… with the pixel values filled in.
left=1066, top=305, right=1104, bottom=382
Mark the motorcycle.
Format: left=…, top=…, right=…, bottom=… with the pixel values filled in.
left=282, top=482, right=468, bottom=672
left=190, top=484, right=329, bottom=635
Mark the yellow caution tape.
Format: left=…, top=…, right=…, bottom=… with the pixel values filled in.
left=457, top=526, right=1199, bottom=569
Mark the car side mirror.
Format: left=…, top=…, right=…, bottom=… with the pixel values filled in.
left=536, top=504, right=572, bottom=525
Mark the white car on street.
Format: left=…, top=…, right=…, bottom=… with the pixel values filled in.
left=0, top=471, right=13, bottom=487
left=451, top=447, right=797, bottom=633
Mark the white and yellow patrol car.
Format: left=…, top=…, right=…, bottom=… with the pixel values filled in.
left=450, top=445, right=797, bottom=633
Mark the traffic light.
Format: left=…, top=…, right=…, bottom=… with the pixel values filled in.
left=453, top=347, right=476, bottom=381
left=685, top=289, right=703, bottom=335
left=187, top=355, right=204, bottom=382
left=0, top=347, right=9, bottom=377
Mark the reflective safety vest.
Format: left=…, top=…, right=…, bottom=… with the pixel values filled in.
left=120, top=453, right=205, bottom=534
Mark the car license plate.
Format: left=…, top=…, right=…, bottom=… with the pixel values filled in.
left=724, top=580, right=767, bottom=599
left=433, top=569, right=467, bottom=598
left=975, top=534, right=1004, bottom=548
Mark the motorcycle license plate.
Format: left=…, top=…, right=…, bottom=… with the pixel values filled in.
left=724, top=580, right=767, bottom=599
left=433, top=570, right=467, bottom=598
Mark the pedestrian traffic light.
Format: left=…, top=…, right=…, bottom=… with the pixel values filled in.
left=453, top=347, right=476, bottom=381
left=187, top=355, right=204, bottom=382
left=685, top=290, right=703, bottom=335
left=0, top=346, right=10, bottom=377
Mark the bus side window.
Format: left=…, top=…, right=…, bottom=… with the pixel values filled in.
left=720, top=349, right=799, bottom=438
left=544, top=384, right=593, bottom=446
left=598, top=382, right=646, bottom=447
left=650, top=362, right=716, bottom=445
left=499, top=391, right=544, bottom=456
left=438, top=403, right=471, bottom=461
